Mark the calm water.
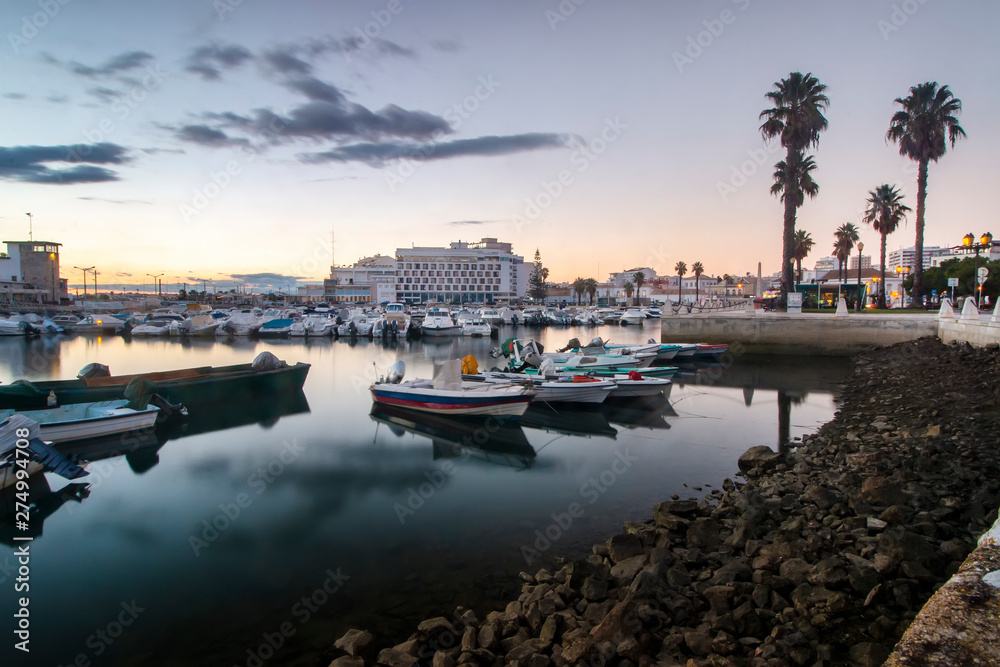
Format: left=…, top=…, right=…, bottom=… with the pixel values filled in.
left=0, top=322, right=847, bottom=666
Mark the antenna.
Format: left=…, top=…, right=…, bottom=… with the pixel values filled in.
left=26, top=212, right=32, bottom=241
left=331, top=226, right=335, bottom=270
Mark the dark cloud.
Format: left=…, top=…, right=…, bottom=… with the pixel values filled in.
left=79, top=196, right=152, bottom=205
left=260, top=47, right=313, bottom=76
left=0, top=143, right=129, bottom=184
left=175, top=124, right=246, bottom=148
left=283, top=77, right=347, bottom=104
left=116, top=272, right=133, bottom=277
left=87, top=87, right=119, bottom=103
left=228, top=272, right=306, bottom=288
left=299, top=133, right=575, bottom=167
left=46, top=94, right=69, bottom=104
left=42, top=50, right=154, bottom=78
left=3, top=92, right=27, bottom=100
left=448, top=220, right=496, bottom=226
left=301, top=35, right=416, bottom=61
left=185, top=43, right=253, bottom=81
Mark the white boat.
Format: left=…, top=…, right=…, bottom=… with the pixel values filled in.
left=258, top=318, right=295, bottom=338
left=619, top=309, right=647, bottom=326
left=642, top=308, right=662, bottom=319
left=479, top=372, right=614, bottom=404
left=217, top=309, right=262, bottom=337
left=461, top=318, right=492, bottom=337
left=421, top=305, right=459, bottom=337
left=337, top=309, right=375, bottom=337
left=370, top=360, right=532, bottom=416
left=608, top=374, right=673, bottom=399
left=381, top=303, right=410, bottom=337
left=498, top=308, right=518, bottom=325
left=543, top=309, right=572, bottom=325
left=291, top=314, right=336, bottom=337
left=0, top=318, right=29, bottom=336
left=0, top=400, right=160, bottom=445
left=479, top=308, right=503, bottom=326
left=130, top=319, right=172, bottom=336
left=182, top=314, right=220, bottom=337
left=597, top=308, right=623, bottom=324
left=68, top=315, right=125, bottom=334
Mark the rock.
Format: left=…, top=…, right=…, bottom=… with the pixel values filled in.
left=803, top=482, right=842, bottom=510
left=431, top=652, right=455, bottom=667
left=738, top=446, right=781, bottom=475
left=506, top=638, right=551, bottom=662
left=861, top=476, right=908, bottom=506
left=867, top=516, right=888, bottom=530
left=878, top=527, right=935, bottom=564
left=655, top=499, right=700, bottom=516
left=539, top=615, right=559, bottom=644
left=778, top=558, right=812, bottom=585
left=477, top=622, right=499, bottom=651
left=460, top=626, right=476, bottom=652
left=710, top=559, right=752, bottom=585
left=610, top=555, right=646, bottom=583
left=377, top=648, right=416, bottom=667
left=392, top=639, right=420, bottom=657
left=581, top=576, right=608, bottom=601
left=848, top=642, right=888, bottom=666
left=335, top=629, right=375, bottom=657
left=418, top=617, right=455, bottom=637
left=685, top=518, right=721, bottom=550
left=665, top=565, right=691, bottom=588
left=607, top=533, right=644, bottom=563
left=590, top=599, right=636, bottom=643
left=328, top=657, right=364, bottom=667
left=683, top=630, right=714, bottom=657
left=560, top=629, right=595, bottom=663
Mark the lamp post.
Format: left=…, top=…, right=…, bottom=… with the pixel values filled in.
left=148, top=273, right=163, bottom=296
left=25, top=212, right=32, bottom=241
left=894, top=265, right=911, bottom=307
left=963, top=232, right=993, bottom=308
left=74, top=266, right=94, bottom=299
left=856, top=242, right=864, bottom=311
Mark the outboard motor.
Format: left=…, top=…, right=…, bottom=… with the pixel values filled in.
left=557, top=337, right=582, bottom=353
left=386, top=360, right=405, bottom=384
left=348, top=321, right=358, bottom=337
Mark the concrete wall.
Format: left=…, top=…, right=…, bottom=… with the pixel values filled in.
left=660, top=312, right=938, bottom=356
left=936, top=301, right=1000, bottom=347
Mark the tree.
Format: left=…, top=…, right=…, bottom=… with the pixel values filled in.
left=675, top=261, right=687, bottom=304
left=633, top=272, right=645, bottom=306
left=834, top=223, right=860, bottom=283
left=623, top=280, right=634, bottom=306
left=887, top=82, right=965, bottom=307
left=760, top=72, right=830, bottom=309
left=528, top=249, right=548, bottom=302
left=863, top=184, right=911, bottom=308
left=792, top=230, right=814, bottom=284
left=584, top=278, right=598, bottom=305
left=692, top=262, right=705, bottom=302
left=572, top=277, right=586, bottom=305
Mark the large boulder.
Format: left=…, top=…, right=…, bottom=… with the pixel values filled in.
left=738, top=446, right=781, bottom=475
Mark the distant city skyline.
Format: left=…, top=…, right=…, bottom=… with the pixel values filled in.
left=1, top=0, right=997, bottom=290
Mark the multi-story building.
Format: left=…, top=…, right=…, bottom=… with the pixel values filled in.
left=848, top=255, right=873, bottom=270
left=324, top=254, right=397, bottom=303
left=814, top=256, right=840, bottom=273
left=608, top=267, right=657, bottom=288
left=394, top=238, right=527, bottom=304
left=886, top=246, right=946, bottom=271
left=0, top=240, right=68, bottom=304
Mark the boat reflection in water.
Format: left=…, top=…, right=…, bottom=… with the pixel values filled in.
left=0, top=389, right=311, bottom=542
left=519, top=404, right=618, bottom=439
left=601, top=395, right=677, bottom=431
left=370, top=404, right=536, bottom=470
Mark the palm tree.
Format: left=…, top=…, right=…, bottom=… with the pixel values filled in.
left=760, top=72, right=830, bottom=308
left=584, top=278, right=598, bottom=305
left=692, top=261, right=705, bottom=302
left=572, top=277, right=586, bottom=305
left=792, top=230, right=815, bottom=285
left=675, top=261, right=687, bottom=304
left=887, top=82, right=965, bottom=307
left=834, top=222, right=860, bottom=283
left=632, top=272, right=645, bottom=306
left=863, top=185, right=911, bottom=308
left=623, top=280, right=634, bottom=306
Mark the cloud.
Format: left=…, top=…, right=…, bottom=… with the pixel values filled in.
left=42, top=50, right=154, bottom=78
left=283, top=77, right=347, bottom=104
left=3, top=92, right=27, bottom=100
left=448, top=220, right=496, bottom=226
left=261, top=47, right=313, bottom=76
left=0, top=143, right=130, bottom=184
left=116, top=272, right=133, bottom=277
left=185, top=43, right=253, bottom=81
left=175, top=124, right=246, bottom=147
left=87, top=86, right=119, bottom=103
left=78, top=196, right=152, bottom=205
left=430, top=39, right=462, bottom=53
left=47, top=94, right=69, bottom=104
left=300, top=35, right=416, bottom=61
left=228, top=272, right=306, bottom=288
left=299, top=133, right=576, bottom=167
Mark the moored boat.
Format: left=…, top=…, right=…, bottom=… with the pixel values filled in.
left=370, top=360, right=532, bottom=416
left=0, top=400, right=159, bottom=445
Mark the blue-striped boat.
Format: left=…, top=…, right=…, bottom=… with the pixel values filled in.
left=370, top=379, right=533, bottom=416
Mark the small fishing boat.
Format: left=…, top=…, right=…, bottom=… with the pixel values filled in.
left=0, top=415, right=90, bottom=488
left=619, top=309, right=647, bottom=326
left=68, top=315, right=125, bottom=334
left=0, top=319, right=29, bottom=336
left=337, top=309, right=375, bottom=337
left=182, top=314, right=220, bottom=337
left=258, top=318, right=294, bottom=338
left=217, top=309, right=262, bottom=337
left=607, top=372, right=673, bottom=399
left=0, top=400, right=159, bottom=445
left=460, top=318, right=492, bottom=337
left=477, top=372, right=615, bottom=404
left=370, top=361, right=532, bottom=416
left=693, top=343, right=729, bottom=358
left=129, top=319, right=172, bottom=336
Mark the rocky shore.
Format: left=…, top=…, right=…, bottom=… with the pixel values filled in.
left=329, top=338, right=1000, bottom=666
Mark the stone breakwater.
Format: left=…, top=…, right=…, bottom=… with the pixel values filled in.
left=329, top=338, right=1000, bottom=667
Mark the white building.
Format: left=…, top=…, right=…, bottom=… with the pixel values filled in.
left=814, top=256, right=840, bottom=273
left=327, top=254, right=397, bottom=303
left=608, top=267, right=657, bottom=288
left=395, top=237, right=527, bottom=304
left=848, top=255, right=873, bottom=270
left=887, top=246, right=947, bottom=270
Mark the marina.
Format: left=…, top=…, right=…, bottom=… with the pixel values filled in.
left=0, top=320, right=843, bottom=666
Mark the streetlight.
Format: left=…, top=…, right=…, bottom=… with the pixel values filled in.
left=856, top=242, right=864, bottom=311
left=148, top=273, right=163, bottom=296
left=962, top=232, right=993, bottom=308
left=895, top=265, right=911, bottom=307
left=25, top=212, right=33, bottom=241
left=74, top=266, right=94, bottom=299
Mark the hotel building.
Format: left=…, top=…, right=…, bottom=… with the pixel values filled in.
left=394, top=238, right=528, bottom=304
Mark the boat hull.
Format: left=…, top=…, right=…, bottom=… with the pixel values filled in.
left=370, top=383, right=531, bottom=416
left=0, top=401, right=160, bottom=445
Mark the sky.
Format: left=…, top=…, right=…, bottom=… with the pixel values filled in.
left=0, top=0, right=997, bottom=291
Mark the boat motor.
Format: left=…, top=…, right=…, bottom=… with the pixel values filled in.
left=77, top=363, right=111, bottom=379
left=386, top=360, right=405, bottom=384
